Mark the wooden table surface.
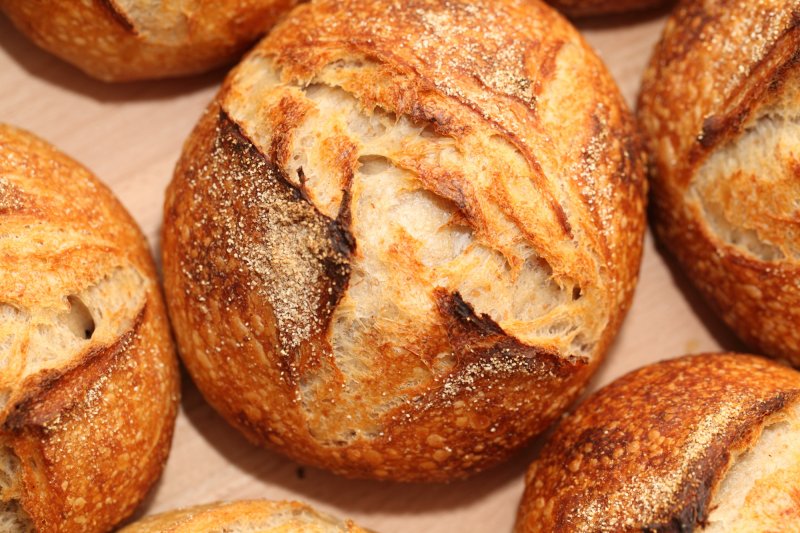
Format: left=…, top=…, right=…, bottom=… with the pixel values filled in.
left=0, top=7, right=745, bottom=532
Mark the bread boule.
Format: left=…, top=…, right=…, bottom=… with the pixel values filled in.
left=0, top=124, right=180, bottom=532
left=0, top=0, right=297, bottom=81
left=638, top=0, right=800, bottom=364
left=120, top=500, right=369, bottom=533
left=162, top=0, right=646, bottom=481
left=517, top=353, right=800, bottom=531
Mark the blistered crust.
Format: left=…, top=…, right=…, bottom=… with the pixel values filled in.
left=0, top=124, right=179, bottom=532
left=163, top=0, right=645, bottom=481
left=0, top=0, right=297, bottom=81
left=638, top=0, right=800, bottom=363
left=120, top=500, right=368, bottom=533
left=516, top=354, right=800, bottom=532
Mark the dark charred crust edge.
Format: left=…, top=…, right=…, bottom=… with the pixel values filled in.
left=214, top=109, right=355, bottom=336
left=94, top=0, right=136, bottom=33
left=295, top=167, right=313, bottom=204
left=335, top=171, right=355, bottom=237
left=2, top=304, right=147, bottom=431
left=691, top=25, right=800, bottom=162
left=433, top=289, right=587, bottom=374
left=218, top=109, right=356, bottom=254
left=640, top=390, right=800, bottom=533
left=447, top=291, right=505, bottom=336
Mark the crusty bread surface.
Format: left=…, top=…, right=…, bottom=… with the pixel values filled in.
left=120, top=500, right=369, bottom=533
left=546, top=0, right=669, bottom=17
left=516, top=353, right=800, bottom=532
left=0, top=124, right=180, bottom=532
left=163, top=0, right=646, bottom=481
left=0, top=0, right=297, bottom=81
left=638, top=0, right=800, bottom=364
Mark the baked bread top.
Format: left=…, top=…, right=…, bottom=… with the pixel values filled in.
left=638, top=0, right=800, bottom=361
left=0, top=124, right=158, bottom=415
left=218, top=0, right=645, bottom=362
left=121, top=500, right=369, bottom=533
left=0, top=0, right=297, bottom=81
left=0, top=124, right=179, bottom=532
left=163, top=0, right=646, bottom=480
left=516, top=354, right=800, bottom=532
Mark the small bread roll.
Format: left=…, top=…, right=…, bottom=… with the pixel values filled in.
left=546, top=0, right=669, bottom=17
left=516, top=354, right=800, bottom=532
left=0, top=125, right=179, bottom=532
left=120, top=500, right=369, bottom=533
left=638, top=1, right=800, bottom=363
left=163, top=0, right=646, bottom=481
left=0, top=0, right=297, bottom=81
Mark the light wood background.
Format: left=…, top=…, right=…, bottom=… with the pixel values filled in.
left=0, top=7, right=745, bottom=532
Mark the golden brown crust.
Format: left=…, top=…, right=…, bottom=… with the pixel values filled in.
left=120, top=500, right=369, bottom=532
left=545, top=0, right=670, bottom=17
left=0, top=0, right=298, bottom=81
left=0, top=124, right=180, bottom=532
left=638, top=0, right=800, bottom=363
left=164, top=0, right=646, bottom=481
left=516, top=353, right=800, bottom=532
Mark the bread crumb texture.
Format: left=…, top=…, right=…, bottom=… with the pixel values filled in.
left=0, top=0, right=298, bottom=81
left=0, top=124, right=179, bottom=532
left=516, top=353, right=800, bottom=532
left=163, top=0, right=646, bottom=480
left=120, top=499, right=369, bottom=533
left=638, top=0, right=800, bottom=363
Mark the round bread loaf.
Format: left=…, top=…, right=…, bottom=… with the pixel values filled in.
left=163, top=0, right=646, bottom=481
left=120, top=500, right=369, bottom=533
left=0, top=0, right=297, bottom=81
left=0, top=124, right=180, bottom=532
left=638, top=0, right=800, bottom=364
left=546, top=0, right=669, bottom=17
left=516, top=353, right=800, bottom=532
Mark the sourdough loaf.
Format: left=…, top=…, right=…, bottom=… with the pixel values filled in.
left=163, top=0, right=646, bottom=481
left=0, top=124, right=179, bottom=532
left=0, top=0, right=297, bottom=81
left=638, top=0, right=800, bottom=364
left=516, top=353, right=800, bottom=532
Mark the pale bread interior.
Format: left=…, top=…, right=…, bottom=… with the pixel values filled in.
left=690, top=70, right=800, bottom=262
left=112, top=0, right=190, bottom=44
left=0, top=266, right=146, bottom=412
left=705, top=400, right=800, bottom=531
left=0, top=447, right=31, bottom=533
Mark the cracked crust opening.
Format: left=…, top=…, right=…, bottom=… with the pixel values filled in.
left=0, top=447, right=32, bottom=533
left=0, top=267, right=147, bottom=413
left=705, top=400, right=800, bottom=531
left=690, top=67, right=800, bottom=263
